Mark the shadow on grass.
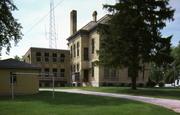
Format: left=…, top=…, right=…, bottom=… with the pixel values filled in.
left=0, top=91, right=140, bottom=107
left=1, top=91, right=179, bottom=115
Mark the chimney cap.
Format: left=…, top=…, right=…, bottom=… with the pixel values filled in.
left=92, top=11, right=97, bottom=21
left=71, top=10, right=77, bottom=12
left=92, top=11, right=97, bottom=16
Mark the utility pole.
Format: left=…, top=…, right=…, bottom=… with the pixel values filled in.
left=52, top=75, right=55, bottom=99
left=10, top=72, right=14, bottom=100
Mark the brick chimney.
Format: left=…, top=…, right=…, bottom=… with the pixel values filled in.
left=92, top=11, right=97, bottom=22
left=70, top=10, right=77, bottom=35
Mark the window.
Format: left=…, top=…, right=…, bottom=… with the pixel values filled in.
left=77, top=63, right=79, bottom=72
left=45, top=57, right=49, bottom=62
left=39, top=69, right=43, bottom=77
left=111, top=69, right=116, bottom=78
left=74, top=44, right=76, bottom=57
left=36, top=52, right=41, bottom=62
left=75, top=72, right=80, bottom=81
left=77, top=42, right=79, bottom=56
left=44, top=52, right=49, bottom=62
left=70, top=46, right=73, bottom=58
left=60, top=54, right=65, bottom=62
left=104, top=67, right=118, bottom=80
left=91, top=39, right=95, bottom=54
left=44, top=52, right=49, bottom=57
left=60, top=69, right=65, bottom=77
left=36, top=52, right=41, bottom=56
left=53, top=58, right=57, bottom=62
left=53, top=53, right=57, bottom=57
left=104, top=67, right=109, bottom=80
left=53, top=53, right=57, bottom=62
left=53, top=68, right=57, bottom=77
left=44, top=68, right=49, bottom=77
left=83, top=69, right=89, bottom=82
left=84, top=47, right=89, bottom=60
left=36, top=57, right=41, bottom=62
left=10, top=73, right=17, bottom=84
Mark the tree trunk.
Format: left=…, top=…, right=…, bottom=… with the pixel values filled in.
left=131, top=75, right=137, bottom=90
left=129, top=61, right=139, bottom=90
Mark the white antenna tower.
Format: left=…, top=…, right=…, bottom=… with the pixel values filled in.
left=49, top=0, right=57, bottom=48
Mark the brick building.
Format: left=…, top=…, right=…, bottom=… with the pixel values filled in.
left=23, top=47, right=70, bottom=87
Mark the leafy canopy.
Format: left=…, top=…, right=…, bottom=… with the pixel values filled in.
left=0, top=0, right=22, bottom=55
left=99, top=0, right=175, bottom=89
left=100, top=0, right=174, bottom=67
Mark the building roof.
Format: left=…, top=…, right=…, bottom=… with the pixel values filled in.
left=23, top=47, right=70, bottom=58
left=0, top=59, right=40, bottom=69
left=67, top=14, right=110, bottom=41
left=30, top=47, right=70, bottom=51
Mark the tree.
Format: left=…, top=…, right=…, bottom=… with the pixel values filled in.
left=171, top=42, right=180, bottom=67
left=149, top=63, right=165, bottom=86
left=14, top=55, right=22, bottom=61
left=99, top=0, right=174, bottom=89
left=165, top=42, right=180, bottom=84
left=0, top=0, right=22, bottom=55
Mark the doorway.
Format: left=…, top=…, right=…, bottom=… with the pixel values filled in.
left=83, top=69, right=89, bottom=82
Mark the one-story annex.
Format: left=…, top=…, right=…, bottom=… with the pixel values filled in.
left=0, top=59, right=40, bottom=95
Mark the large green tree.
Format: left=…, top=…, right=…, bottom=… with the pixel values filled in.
left=171, top=42, right=180, bottom=67
left=99, top=0, right=174, bottom=89
left=165, top=42, right=180, bottom=83
left=0, top=0, right=22, bottom=55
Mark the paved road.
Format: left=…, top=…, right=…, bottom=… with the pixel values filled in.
left=40, top=88, right=180, bottom=113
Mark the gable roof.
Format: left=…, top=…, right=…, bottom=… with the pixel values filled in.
left=0, top=59, right=40, bottom=69
left=67, top=14, right=110, bottom=41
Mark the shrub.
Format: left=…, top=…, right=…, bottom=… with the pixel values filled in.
left=138, top=83, right=144, bottom=87
left=159, top=82, right=165, bottom=87
left=120, top=83, right=125, bottom=87
left=146, top=79, right=156, bottom=87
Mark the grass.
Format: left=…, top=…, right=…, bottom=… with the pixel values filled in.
left=0, top=91, right=179, bottom=115
left=79, top=87, right=180, bottom=100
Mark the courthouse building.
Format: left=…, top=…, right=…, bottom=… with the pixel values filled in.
left=67, top=10, right=149, bottom=87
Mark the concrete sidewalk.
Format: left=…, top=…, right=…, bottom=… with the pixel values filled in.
left=40, top=88, right=180, bottom=113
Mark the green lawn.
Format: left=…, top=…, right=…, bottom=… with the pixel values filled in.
left=0, top=91, right=179, bottom=115
left=79, top=87, right=180, bottom=100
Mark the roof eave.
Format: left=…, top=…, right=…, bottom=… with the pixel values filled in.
left=67, top=30, right=89, bottom=41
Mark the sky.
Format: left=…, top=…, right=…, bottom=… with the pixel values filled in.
left=1, top=0, right=180, bottom=59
